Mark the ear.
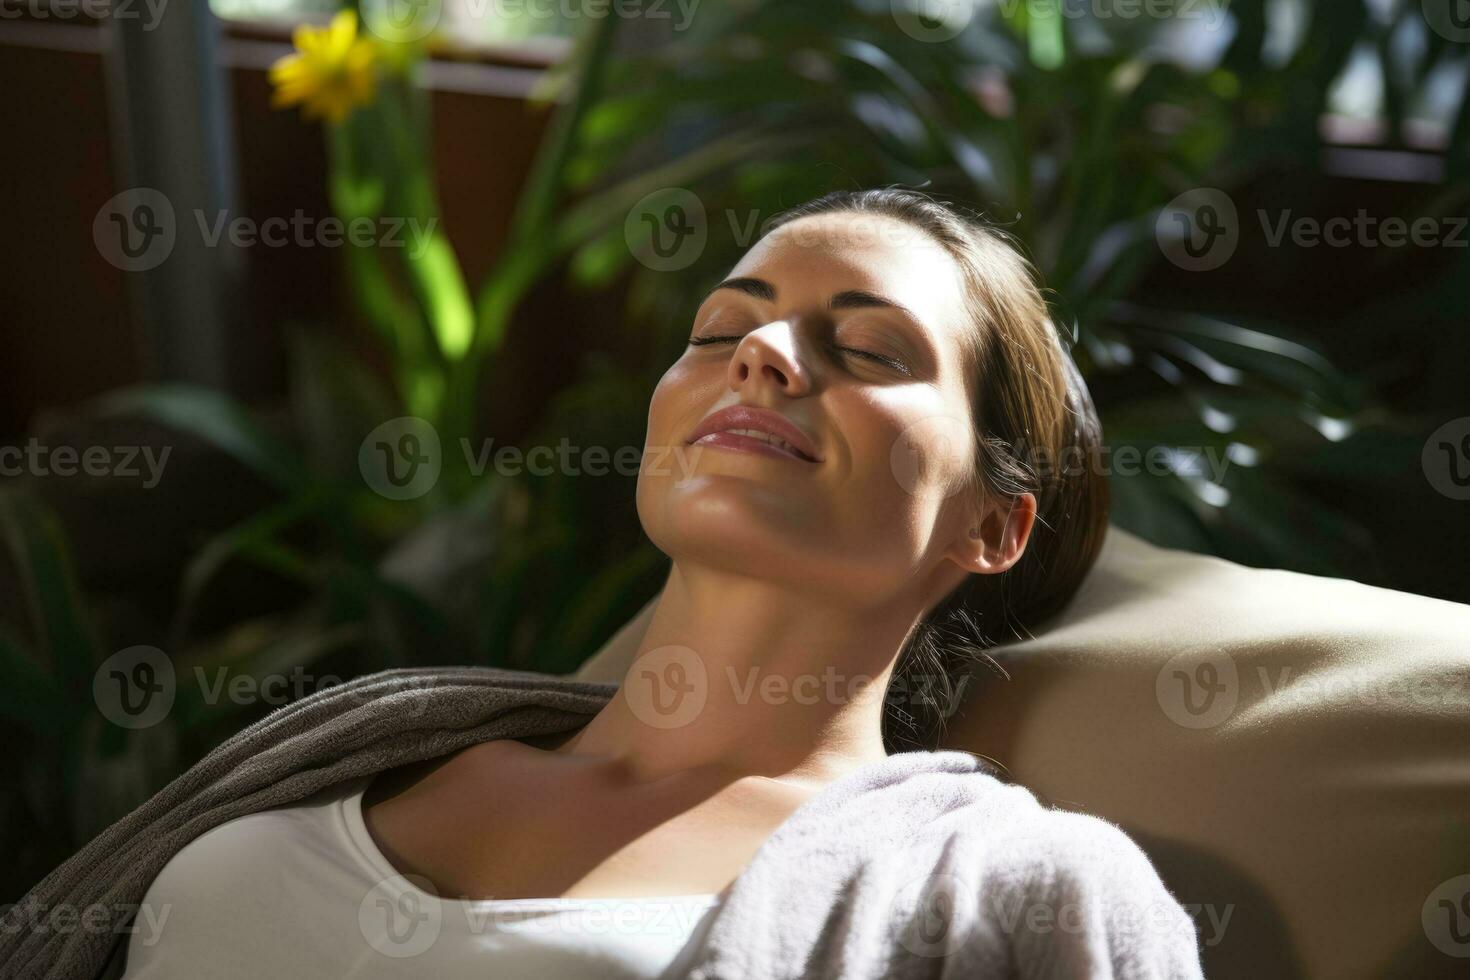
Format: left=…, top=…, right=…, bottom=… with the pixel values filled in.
left=945, top=492, right=1038, bottom=576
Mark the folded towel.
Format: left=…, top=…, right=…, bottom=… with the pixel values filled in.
left=0, top=666, right=1203, bottom=979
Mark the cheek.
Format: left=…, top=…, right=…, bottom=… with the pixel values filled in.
left=836, top=386, right=975, bottom=515
left=636, top=358, right=716, bottom=528
left=643, top=357, right=710, bottom=460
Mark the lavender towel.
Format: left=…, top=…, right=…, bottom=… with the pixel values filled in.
left=0, top=667, right=1203, bottom=979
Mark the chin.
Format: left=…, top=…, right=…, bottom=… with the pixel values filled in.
left=638, top=475, right=900, bottom=602
left=639, top=473, right=825, bottom=580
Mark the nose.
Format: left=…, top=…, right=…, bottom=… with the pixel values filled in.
left=727, top=320, right=812, bottom=397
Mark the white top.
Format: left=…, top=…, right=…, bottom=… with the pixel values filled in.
left=121, top=777, right=722, bottom=979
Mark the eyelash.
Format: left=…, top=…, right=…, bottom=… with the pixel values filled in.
left=688, top=335, right=911, bottom=376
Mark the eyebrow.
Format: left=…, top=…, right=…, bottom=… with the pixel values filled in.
left=705, top=276, right=777, bottom=302
left=705, top=278, right=921, bottom=324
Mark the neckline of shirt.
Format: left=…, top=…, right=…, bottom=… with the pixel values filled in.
left=338, top=777, right=722, bottom=911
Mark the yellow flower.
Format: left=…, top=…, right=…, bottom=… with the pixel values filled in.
left=270, top=10, right=379, bottom=124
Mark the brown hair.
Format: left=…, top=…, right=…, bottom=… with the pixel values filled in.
left=762, top=188, right=1111, bottom=754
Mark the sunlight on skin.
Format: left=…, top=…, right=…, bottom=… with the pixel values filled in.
left=361, top=211, right=1039, bottom=903
left=559, top=210, right=1038, bottom=787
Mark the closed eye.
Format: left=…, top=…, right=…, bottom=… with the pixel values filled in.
left=689, top=334, right=911, bottom=377
left=830, top=343, right=911, bottom=377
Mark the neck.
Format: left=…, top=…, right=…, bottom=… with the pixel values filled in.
left=560, top=562, right=929, bottom=787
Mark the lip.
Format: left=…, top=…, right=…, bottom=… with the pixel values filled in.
left=687, top=405, right=822, bottom=463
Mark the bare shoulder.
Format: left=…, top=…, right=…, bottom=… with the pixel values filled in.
left=363, top=737, right=537, bottom=810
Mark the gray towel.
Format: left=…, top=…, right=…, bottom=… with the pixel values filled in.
left=1, top=667, right=1203, bottom=979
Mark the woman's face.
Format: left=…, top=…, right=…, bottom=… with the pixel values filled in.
left=637, top=211, right=991, bottom=607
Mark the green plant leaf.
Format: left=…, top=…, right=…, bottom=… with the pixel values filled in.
left=0, top=624, right=77, bottom=731
left=95, top=385, right=306, bottom=492
left=171, top=487, right=341, bottom=646
left=0, top=490, right=98, bottom=698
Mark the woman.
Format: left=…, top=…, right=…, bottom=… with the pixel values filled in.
left=5, top=189, right=1202, bottom=979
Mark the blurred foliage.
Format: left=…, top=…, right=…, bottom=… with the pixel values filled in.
left=5, top=0, right=1469, bottom=896
left=550, top=0, right=1468, bottom=569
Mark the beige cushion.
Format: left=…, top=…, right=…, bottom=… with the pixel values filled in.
left=573, top=526, right=1470, bottom=978
left=949, top=527, right=1470, bottom=978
